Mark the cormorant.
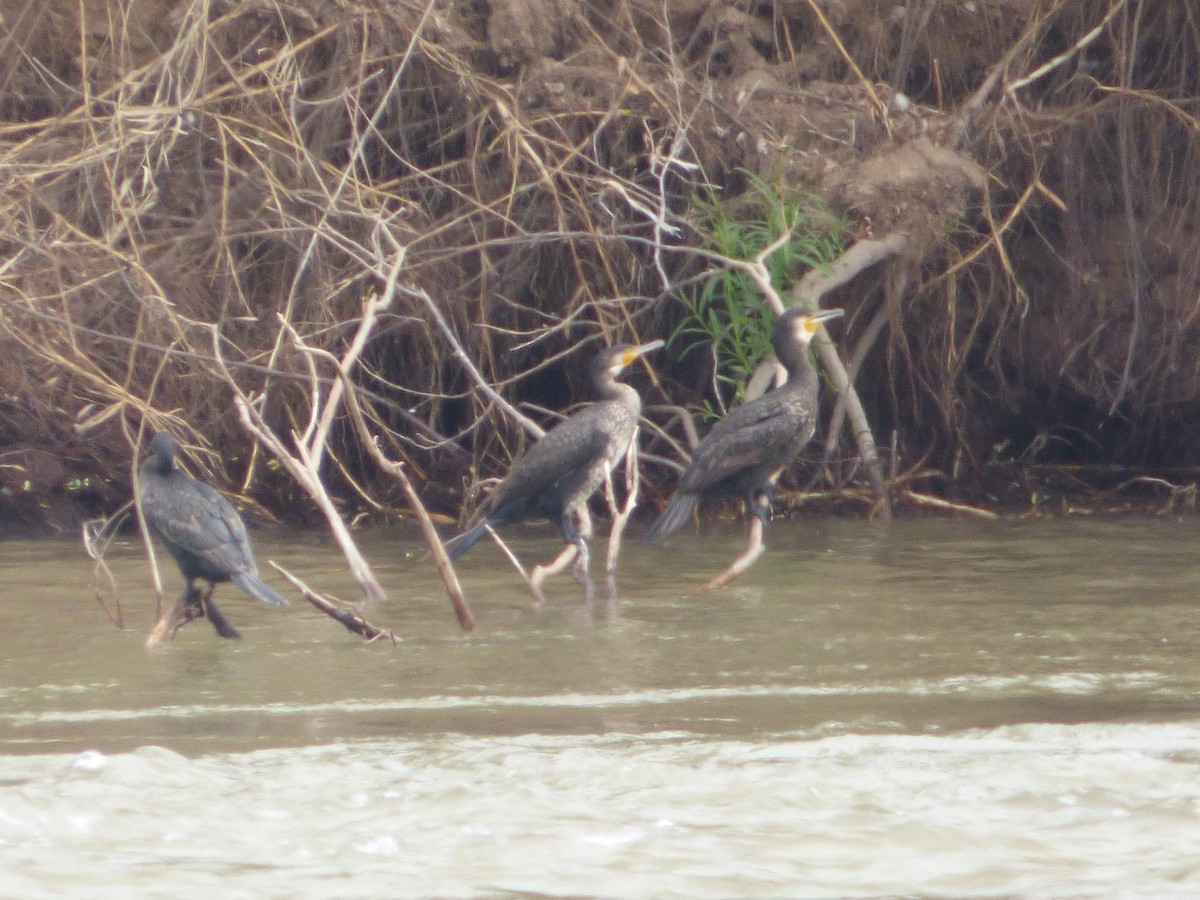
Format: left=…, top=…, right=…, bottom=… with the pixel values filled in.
left=138, top=431, right=287, bottom=639
left=645, top=307, right=844, bottom=587
left=445, top=339, right=663, bottom=601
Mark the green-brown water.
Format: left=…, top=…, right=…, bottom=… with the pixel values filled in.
left=2, top=517, right=1200, bottom=897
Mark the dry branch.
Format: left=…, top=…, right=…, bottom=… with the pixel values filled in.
left=693, top=230, right=901, bottom=521
left=790, top=236, right=911, bottom=522
left=210, top=283, right=392, bottom=603
left=336, top=349, right=477, bottom=632
left=272, top=563, right=397, bottom=644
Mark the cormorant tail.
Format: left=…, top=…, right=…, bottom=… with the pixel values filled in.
left=644, top=493, right=699, bottom=542
left=231, top=571, right=289, bottom=606
left=445, top=519, right=491, bottom=561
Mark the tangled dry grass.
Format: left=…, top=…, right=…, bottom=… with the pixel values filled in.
left=0, top=0, right=1197, bottom=535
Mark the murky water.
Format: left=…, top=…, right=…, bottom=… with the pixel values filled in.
left=3, top=516, right=1200, bottom=897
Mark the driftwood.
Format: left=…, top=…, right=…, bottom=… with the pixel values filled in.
left=272, top=563, right=397, bottom=644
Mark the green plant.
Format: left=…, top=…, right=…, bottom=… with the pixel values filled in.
left=675, top=171, right=846, bottom=417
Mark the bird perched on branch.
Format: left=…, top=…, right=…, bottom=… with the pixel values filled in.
left=445, top=339, right=663, bottom=602
left=138, top=431, right=287, bottom=639
left=645, top=307, right=844, bottom=588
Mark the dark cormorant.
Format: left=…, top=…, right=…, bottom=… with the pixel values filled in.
left=645, top=307, right=844, bottom=587
left=446, top=339, right=663, bottom=601
left=138, top=432, right=287, bottom=639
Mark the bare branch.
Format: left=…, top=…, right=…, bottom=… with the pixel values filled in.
left=788, top=236, right=911, bottom=522
left=273, top=563, right=398, bottom=644
left=404, top=282, right=546, bottom=440
left=209, top=304, right=388, bottom=603
left=336, top=349, right=477, bottom=632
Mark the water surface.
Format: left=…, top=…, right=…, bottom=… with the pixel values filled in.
left=2, top=517, right=1200, bottom=897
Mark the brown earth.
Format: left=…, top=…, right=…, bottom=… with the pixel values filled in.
left=0, top=0, right=1197, bottom=532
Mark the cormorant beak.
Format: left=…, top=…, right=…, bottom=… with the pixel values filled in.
left=622, top=339, right=665, bottom=366
left=801, top=307, right=845, bottom=335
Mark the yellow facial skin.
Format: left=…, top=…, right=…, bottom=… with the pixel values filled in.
left=620, top=339, right=665, bottom=368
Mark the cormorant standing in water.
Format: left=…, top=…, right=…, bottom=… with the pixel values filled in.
left=138, top=432, right=287, bottom=639
left=645, top=307, right=844, bottom=587
left=446, top=340, right=663, bottom=601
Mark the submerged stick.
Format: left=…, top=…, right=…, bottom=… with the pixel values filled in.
left=272, top=563, right=397, bottom=644
left=382, top=459, right=477, bottom=633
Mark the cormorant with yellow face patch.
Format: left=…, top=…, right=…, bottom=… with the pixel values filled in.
left=447, top=339, right=663, bottom=600
left=645, top=308, right=843, bottom=587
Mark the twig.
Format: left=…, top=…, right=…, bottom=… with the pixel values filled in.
left=1005, top=0, right=1130, bottom=96
left=603, top=431, right=641, bottom=607
left=485, top=523, right=533, bottom=583
left=82, top=508, right=130, bottom=629
left=405, top=282, right=546, bottom=440
left=802, top=0, right=887, bottom=120
left=336, top=356, right=477, bottom=632
left=272, top=562, right=397, bottom=644
left=210, top=297, right=389, bottom=603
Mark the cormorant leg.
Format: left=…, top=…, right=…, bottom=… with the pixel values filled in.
left=573, top=538, right=595, bottom=607
left=746, top=484, right=774, bottom=529
left=153, top=583, right=205, bottom=643
left=570, top=508, right=596, bottom=604
left=199, top=590, right=243, bottom=641
left=703, top=494, right=770, bottom=591
left=603, top=446, right=637, bottom=612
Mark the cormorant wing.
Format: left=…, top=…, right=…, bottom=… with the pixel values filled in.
left=494, top=406, right=611, bottom=506
left=145, top=477, right=255, bottom=574
left=679, top=395, right=803, bottom=494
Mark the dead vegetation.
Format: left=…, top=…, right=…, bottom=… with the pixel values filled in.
left=0, top=0, right=1196, bottom=551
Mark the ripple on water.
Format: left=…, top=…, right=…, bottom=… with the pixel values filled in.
left=0, top=668, right=1181, bottom=732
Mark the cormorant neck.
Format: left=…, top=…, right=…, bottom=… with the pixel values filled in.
left=593, top=373, right=635, bottom=403
left=152, top=450, right=174, bottom=475
left=148, top=436, right=178, bottom=476
left=776, top=340, right=816, bottom=381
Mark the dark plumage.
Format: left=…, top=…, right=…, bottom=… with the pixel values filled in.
left=446, top=340, right=663, bottom=562
left=139, top=432, right=286, bottom=638
left=646, top=307, right=844, bottom=542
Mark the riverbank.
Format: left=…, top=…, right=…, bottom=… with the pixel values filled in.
left=1, top=1, right=1196, bottom=537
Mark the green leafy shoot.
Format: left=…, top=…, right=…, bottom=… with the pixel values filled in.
left=674, top=171, right=847, bottom=418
